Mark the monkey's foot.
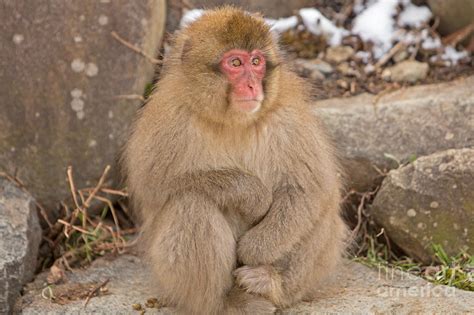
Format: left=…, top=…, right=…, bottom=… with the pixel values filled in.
left=233, top=265, right=280, bottom=297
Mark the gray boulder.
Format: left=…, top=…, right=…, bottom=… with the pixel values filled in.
left=0, top=179, right=42, bottom=314
left=188, top=0, right=319, bottom=19
left=315, top=76, right=474, bottom=192
left=0, top=1, right=166, bottom=212
left=371, top=148, right=474, bottom=263
left=16, top=254, right=474, bottom=314
left=428, top=0, right=474, bottom=36
left=284, top=261, right=474, bottom=314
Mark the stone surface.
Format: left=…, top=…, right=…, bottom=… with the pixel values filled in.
left=337, top=62, right=361, bottom=77
left=16, top=255, right=474, bottom=314
left=325, top=45, right=355, bottom=64
left=315, top=75, right=474, bottom=192
left=188, top=0, right=319, bottom=19
left=293, top=59, right=326, bottom=81
left=381, top=60, right=429, bottom=83
left=283, top=261, right=474, bottom=314
left=308, top=59, right=334, bottom=74
left=0, top=179, right=42, bottom=314
left=167, top=0, right=323, bottom=32
left=371, top=148, right=474, bottom=263
left=428, top=0, right=474, bottom=36
left=16, top=255, right=171, bottom=315
left=0, top=1, right=166, bottom=211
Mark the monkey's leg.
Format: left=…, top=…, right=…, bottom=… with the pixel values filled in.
left=237, top=184, right=315, bottom=266
left=235, top=215, right=346, bottom=308
left=146, top=192, right=274, bottom=315
left=234, top=247, right=311, bottom=307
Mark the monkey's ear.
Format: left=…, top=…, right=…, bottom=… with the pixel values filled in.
left=269, top=29, right=281, bottom=44
left=176, top=34, right=193, bottom=62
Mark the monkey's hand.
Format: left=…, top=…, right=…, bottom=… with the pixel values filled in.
left=237, top=228, right=280, bottom=266
left=237, top=184, right=315, bottom=266
left=234, top=265, right=282, bottom=302
left=231, top=173, right=273, bottom=225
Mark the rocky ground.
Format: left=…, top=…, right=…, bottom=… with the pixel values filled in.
left=15, top=254, right=474, bottom=314
left=0, top=179, right=41, bottom=314
left=1, top=1, right=473, bottom=314
left=2, top=77, right=473, bottom=314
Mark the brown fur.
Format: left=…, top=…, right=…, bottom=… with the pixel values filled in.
left=122, top=7, right=347, bottom=315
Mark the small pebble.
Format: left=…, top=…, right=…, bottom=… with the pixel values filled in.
left=382, top=60, right=429, bottom=83
left=132, top=303, right=142, bottom=311
left=325, top=45, right=355, bottom=64
left=336, top=79, right=349, bottom=90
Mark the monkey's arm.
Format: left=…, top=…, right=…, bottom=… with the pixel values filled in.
left=169, top=169, right=272, bottom=225
left=237, top=184, right=316, bottom=265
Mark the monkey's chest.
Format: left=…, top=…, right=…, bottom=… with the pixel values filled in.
left=204, top=144, right=274, bottom=184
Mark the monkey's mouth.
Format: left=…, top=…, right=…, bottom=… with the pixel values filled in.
left=232, top=98, right=263, bottom=114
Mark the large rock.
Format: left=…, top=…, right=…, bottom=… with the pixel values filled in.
left=166, top=0, right=320, bottom=32
left=428, top=0, right=474, bottom=36
left=16, top=255, right=170, bottom=315
left=0, top=179, right=42, bottom=314
left=0, top=1, right=166, bottom=212
left=16, top=254, right=474, bottom=314
left=189, top=0, right=319, bottom=18
left=315, top=76, right=474, bottom=192
left=371, top=148, right=474, bottom=263
left=285, top=261, right=474, bottom=314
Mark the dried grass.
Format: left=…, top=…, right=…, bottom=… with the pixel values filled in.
left=41, top=165, right=136, bottom=281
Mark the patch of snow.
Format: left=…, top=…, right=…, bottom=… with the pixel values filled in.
left=266, top=16, right=298, bottom=33
left=355, top=50, right=371, bottom=64
left=299, top=8, right=348, bottom=46
left=399, top=3, right=432, bottom=28
left=422, top=36, right=441, bottom=50
left=364, top=63, right=375, bottom=74
left=440, top=46, right=469, bottom=64
left=399, top=31, right=418, bottom=45
left=352, top=0, right=399, bottom=59
left=180, top=9, right=205, bottom=28
left=353, top=0, right=366, bottom=14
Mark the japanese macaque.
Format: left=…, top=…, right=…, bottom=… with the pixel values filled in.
left=122, top=7, right=347, bottom=315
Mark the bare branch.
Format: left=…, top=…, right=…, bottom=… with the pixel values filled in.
left=111, top=31, right=162, bottom=65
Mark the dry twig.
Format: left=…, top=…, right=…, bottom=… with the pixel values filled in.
left=375, top=41, right=406, bottom=69
left=101, top=188, right=128, bottom=197
left=442, top=21, right=474, bottom=47
left=115, top=94, right=146, bottom=102
left=111, top=31, right=162, bottom=65
left=83, top=165, right=111, bottom=208
left=43, top=165, right=132, bottom=270
left=84, top=278, right=110, bottom=308
left=348, top=187, right=380, bottom=241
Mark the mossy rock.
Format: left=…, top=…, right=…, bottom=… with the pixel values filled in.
left=372, top=148, right=474, bottom=263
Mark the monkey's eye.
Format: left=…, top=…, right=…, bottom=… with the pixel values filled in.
left=231, top=58, right=242, bottom=67
left=251, top=57, right=260, bottom=66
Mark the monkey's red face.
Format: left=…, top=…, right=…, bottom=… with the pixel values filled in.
left=220, top=49, right=266, bottom=114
